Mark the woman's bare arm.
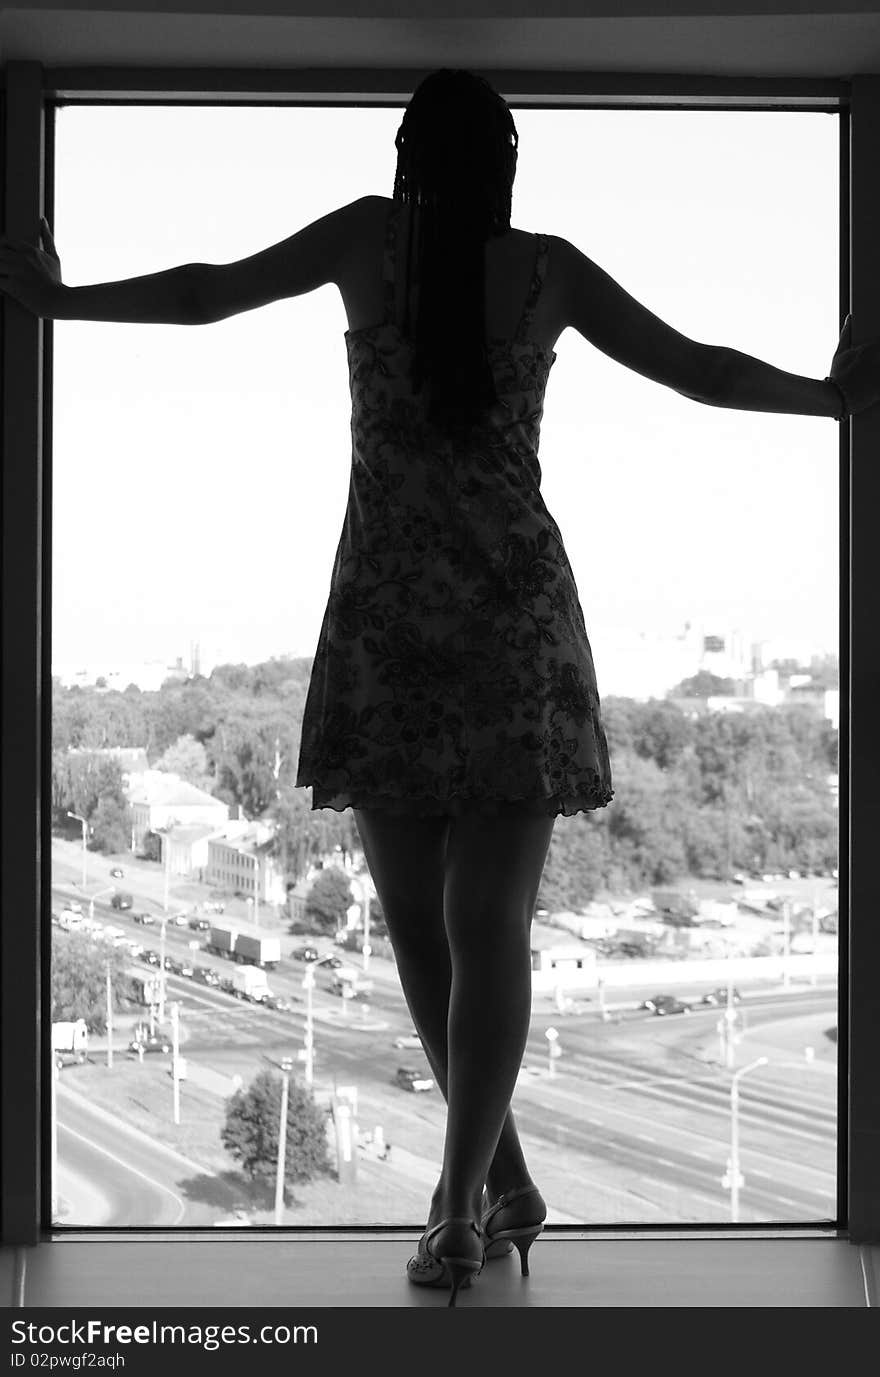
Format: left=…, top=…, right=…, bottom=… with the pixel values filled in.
left=553, top=235, right=842, bottom=419
left=53, top=263, right=202, bottom=324
left=0, top=197, right=378, bottom=325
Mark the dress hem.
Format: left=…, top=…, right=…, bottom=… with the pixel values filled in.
left=295, top=780, right=614, bottom=819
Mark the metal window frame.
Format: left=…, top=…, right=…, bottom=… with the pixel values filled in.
left=2, top=63, right=873, bottom=1247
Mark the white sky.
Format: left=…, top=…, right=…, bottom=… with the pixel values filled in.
left=51, top=104, right=840, bottom=673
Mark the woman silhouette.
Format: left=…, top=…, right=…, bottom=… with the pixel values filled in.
left=2, top=68, right=876, bottom=1306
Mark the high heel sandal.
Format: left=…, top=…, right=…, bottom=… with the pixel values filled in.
left=406, top=1217, right=484, bottom=1307
left=481, top=1185, right=546, bottom=1277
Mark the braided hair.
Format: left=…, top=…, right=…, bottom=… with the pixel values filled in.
left=392, top=69, right=519, bottom=433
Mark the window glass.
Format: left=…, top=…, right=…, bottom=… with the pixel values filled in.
left=50, top=105, right=838, bottom=1227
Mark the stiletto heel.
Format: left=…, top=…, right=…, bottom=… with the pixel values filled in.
left=406, top=1216, right=484, bottom=1304
left=445, top=1259, right=477, bottom=1307
left=512, top=1227, right=542, bottom=1276
left=481, top=1185, right=546, bottom=1274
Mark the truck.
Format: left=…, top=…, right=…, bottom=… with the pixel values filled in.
left=230, top=965, right=272, bottom=1003
left=51, top=1019, right=89, bottom=1069
left=330, top=970, right=374, bottom=1000
left=205, top=924, right=281, bottom=969
left=131, top=972, right=163, bottom=1006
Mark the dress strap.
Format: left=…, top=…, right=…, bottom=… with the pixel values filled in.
left=514, top=233, right=550, bottom=343
left=381, top=203, right=400, bottom=324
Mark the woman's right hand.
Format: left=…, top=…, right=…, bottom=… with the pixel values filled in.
left=828, top=314, right=880, bottom=415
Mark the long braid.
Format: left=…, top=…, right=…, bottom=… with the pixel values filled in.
left=393, top=70, right=518, bottom=434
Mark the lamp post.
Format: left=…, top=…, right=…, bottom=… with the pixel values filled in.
left=67, top=811, right=88, bottom=887
left=302, top=965, right=315, bottom=1086
left=89, top=885, right=115, bottom=923
left=728, top=1056, right=768, bottom=1222
left=274, top=1056, right=293, bottom=1225
left=545, top=1025, right=561, bottom=1078
left=105, top=961, right=114, bottom=1070
left=158, top=918, right=168, bottom=1024
left=171, top=1001, right=181, bottom=1125
left=162, top=828, right=171, bottom=913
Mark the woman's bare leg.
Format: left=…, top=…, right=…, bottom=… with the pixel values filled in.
left=352, top=806, right=549, bottom=1217
left=433, top=805, right=555, bottom=1221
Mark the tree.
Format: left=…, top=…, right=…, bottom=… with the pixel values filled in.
left=52, top=932, right=134, bottom=1033
left=89, top=794, right=132, bottom=854
left=304, top=866, right=354, bottom=935
left=221, top=1068, right=332, bottom=1196
left=671, top=671, right=736, bottom=698
left=154, top=733, right=214, bottom=792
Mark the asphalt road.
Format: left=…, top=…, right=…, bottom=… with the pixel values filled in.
left=51, top=856, right=839, bottom=1228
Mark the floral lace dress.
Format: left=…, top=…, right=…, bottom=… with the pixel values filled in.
left=295, top=205, right=614, bottom=818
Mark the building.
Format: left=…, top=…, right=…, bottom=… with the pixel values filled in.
left=126, top=770, right=229, bottom=851
left=530, top=939, right=598, bottom=994
left=206, top=820, right=287, bottom=907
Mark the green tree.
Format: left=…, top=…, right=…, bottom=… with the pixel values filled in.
left=221, top=1068, right=332, bottom=1195
left=154, top=732, right=214, bottom=792
left=89, top=794, right=132, bottom=854
left=304, top=867, right=354, bottom=935
left=52, top=932, right=134, bottom=1033
left=671, top=671, right=736, bottom=698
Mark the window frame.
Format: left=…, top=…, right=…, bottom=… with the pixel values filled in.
left=2, top=62, right=872, bottom=1247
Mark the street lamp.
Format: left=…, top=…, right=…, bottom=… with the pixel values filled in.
left=727, top=1056, right=769, bottom=1222
left=301, top=965, right=315, bottom=1085
left=89, top=885, right=116, bottom=923
left=545, top=1025, right=561, bottom=1078
left=67, top=811, right=88, bottom=887
left=274, top=1056, right=293, bottom=1225
left=158, top=918, right=168, bottom=1023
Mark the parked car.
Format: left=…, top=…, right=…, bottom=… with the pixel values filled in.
left=642, top=994, right=692, bottom=1016
left=171, top=913, right=188, bottom=927
left=188, top=917, right=211, bottom=932
left=193, top=965, right=220, bottom=986
left=316, top=954, right=344, bottom=969
left=110, top=867, right=125, bottom=878
left=293, top=945, right=320, bottom=962
left=393, top=1030, right=423, bottom=1050
left=140, top=949, right=161, bottom=966
left=265, top=995, right=294, bottom=1012
left=133, top=912, right=155, bottom=926
left=111, top=892, right=133, bottom=910
left=702, top=987, right=743, bottom=1006
left=167, top=958, right=195, bottom=978
left=394, top=1066, right=434, bottom=1093
left=129, top=1032, right=172, bottom=1055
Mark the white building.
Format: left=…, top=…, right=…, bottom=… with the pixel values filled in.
left=207, top=820, right=287, bottom=907
left=530, top=940, right=598, bottom=994
left=127, top=770, right=229, bottom=850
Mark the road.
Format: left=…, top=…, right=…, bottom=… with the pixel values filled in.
left=51, top=849, right=840, bottom=1227
left=55, top=1081, right=244, bottom=1226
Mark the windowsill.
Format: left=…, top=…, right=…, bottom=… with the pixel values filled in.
left=3, top=1231, right=877, bottom=1307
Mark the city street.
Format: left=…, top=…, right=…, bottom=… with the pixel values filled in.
left=50, top=837, right=839, bottom=1228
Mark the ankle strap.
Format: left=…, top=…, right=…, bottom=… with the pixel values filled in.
left=481, top=1184, right=541, bottom=1225
left=424, top=1216, right=481, bottom=1246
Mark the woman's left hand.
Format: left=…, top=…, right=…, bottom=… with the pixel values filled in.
left=0, top=217, right=65, bottom=316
